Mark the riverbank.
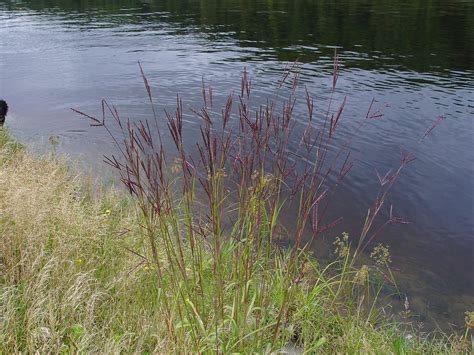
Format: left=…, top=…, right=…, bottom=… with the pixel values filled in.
left=0, top=130, right=470, bottom=353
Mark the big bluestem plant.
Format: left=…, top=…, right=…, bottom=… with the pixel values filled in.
left=72, top=56, right=443, bottom=351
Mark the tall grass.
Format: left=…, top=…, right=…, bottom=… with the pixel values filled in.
left=70, top=59, right=471, bottom=352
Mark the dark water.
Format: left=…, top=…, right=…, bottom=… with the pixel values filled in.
left=1, top=0, right=473, bottom=331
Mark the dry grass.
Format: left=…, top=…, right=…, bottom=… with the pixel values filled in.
left=0, top=130, right=171, bottom=353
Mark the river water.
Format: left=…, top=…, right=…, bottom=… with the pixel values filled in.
left=1, top=0, right=473, bottom=331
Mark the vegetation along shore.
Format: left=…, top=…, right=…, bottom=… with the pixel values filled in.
left=1, top=65, right=472, bottom=353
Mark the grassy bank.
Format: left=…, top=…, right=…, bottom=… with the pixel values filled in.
left=0, top=130, right=471, bottom=353
left=1, top=64, right=472, bottom=353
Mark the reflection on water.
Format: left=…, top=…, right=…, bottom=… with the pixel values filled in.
left=1, top=0, right=473, bottom=331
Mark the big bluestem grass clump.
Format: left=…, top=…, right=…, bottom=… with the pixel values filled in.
left=70, top=58, right=457, bottom=352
